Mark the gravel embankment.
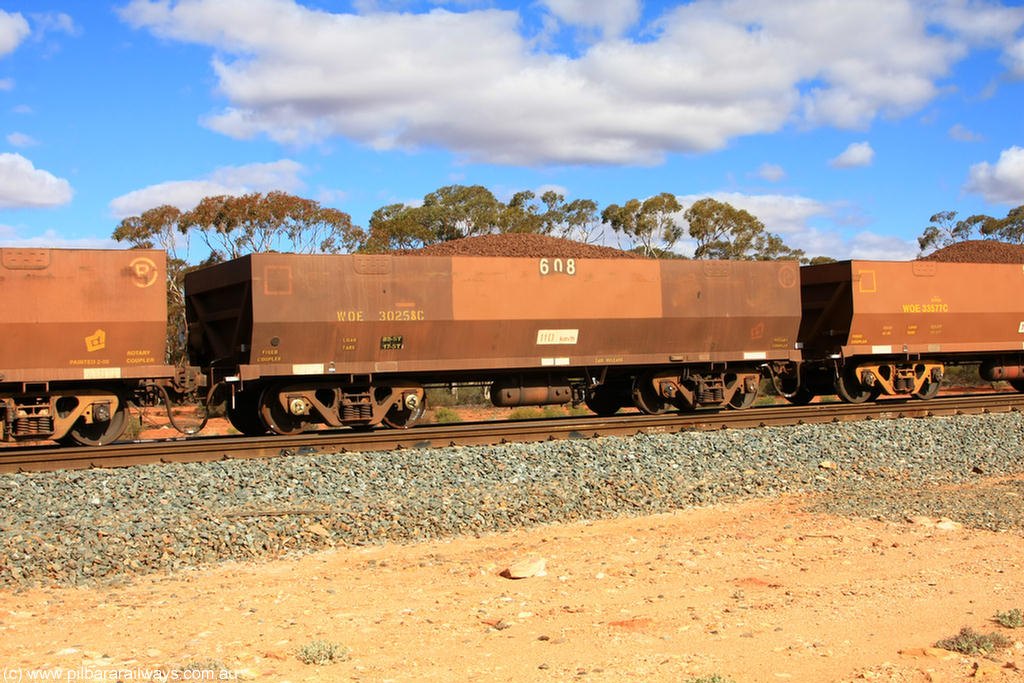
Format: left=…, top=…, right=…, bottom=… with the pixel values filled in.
left=2, top=412, right=1023, bottom=588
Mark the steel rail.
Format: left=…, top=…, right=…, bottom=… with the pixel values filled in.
left=1, top=393, right=1021, bottom=474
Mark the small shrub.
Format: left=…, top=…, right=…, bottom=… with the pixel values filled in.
left=995, top=608, right=1024, bottom=628
left=432, top=406, right=462, bottom=424
left=295, top=639, right=349, bottom=665
left=122, top=415, right=145, bottom=440
left=177, top=657, right=226, bottom=672
left=567, top=404, right=591, bottom=416
left=934, top=626, right=1011, bottom=655
left=685, top=675, right=736, bottom=683
left=206, top=400, right=227, bottom=418
left=540, top=406, right=566, bottom=418
left=426, top=385, right=489, bottom=407
left=509, top=407, right=544, bottom=420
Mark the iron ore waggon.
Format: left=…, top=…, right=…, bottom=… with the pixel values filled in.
left=185, top=253, right=804, bottom=435
left=0, top=248, right=181, bottom=445
left=788, top=260, right=1024, bottom=403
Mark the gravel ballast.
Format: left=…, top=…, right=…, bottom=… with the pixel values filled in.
left=2, top=412, right=1023, bottom=588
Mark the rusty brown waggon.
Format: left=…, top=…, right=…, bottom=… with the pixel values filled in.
left=0, top=249, right=177, bottom=445
left=791, top=260, right=1024, bottom=403
left=186, top=253, right=803, bottom=434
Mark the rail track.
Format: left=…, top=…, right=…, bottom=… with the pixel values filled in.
left=1, top=392, right=1021, bottom=474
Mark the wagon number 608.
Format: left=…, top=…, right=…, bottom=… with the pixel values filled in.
left=539, top=258, right=576, bottom=276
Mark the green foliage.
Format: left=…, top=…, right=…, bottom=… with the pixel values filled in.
left=432, top=406, right=462, bottom=423
left=918, top=204, right=1024, bottom=254
left=295, top=639, right=350, bottom=665
left=509, top=407, right=545, bottom=419
left=601, top=192, right=683, bottom=256
left=684, top=675, right=736, bottom=683
left=934, top=626, right=1011, bottom=655
left=986, top=204, right=1024, bottom=243
left=362, top=185, right=603, bottom=251
left=508, top=406, right=568, bottom=419
left=684, top=197, right=805, bottom=261
left=943, top=364, right=990, bottom=388
left=425, top=386, right=489, bottom=407
left=994, top=608, right=1024, bottom=628
left=113, top=192, right=362, bottom=364
left=917, top=210, right=995, bottom=254
left=180, top=191, right=363, bottom=260
left=122, top=415, right=145, bottom=441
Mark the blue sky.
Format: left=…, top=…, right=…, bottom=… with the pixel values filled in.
left=1, top=0, right=1023, bottom=260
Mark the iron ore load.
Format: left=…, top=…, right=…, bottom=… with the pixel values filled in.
left=0, top=249, right=194, bottom=446
left=185, top=252, right=803, bottom=434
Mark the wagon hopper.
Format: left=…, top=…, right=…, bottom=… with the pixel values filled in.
left=0, top=248, right=177, bottom=445
left=185, top=254, right=802, bottom=434
left=794, top=260, right=1024, bottom=402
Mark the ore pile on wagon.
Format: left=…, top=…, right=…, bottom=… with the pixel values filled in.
left=395, top=233, right=642, bottom=258
left=920, top=239, right=1024, bottom=264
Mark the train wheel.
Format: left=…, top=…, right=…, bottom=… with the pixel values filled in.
left=382, top=393, right=426, bottom=429
left=1010, top=379, right=1024, bottom=393
left=834, top=368, right=873, bottom=404
left=226, top=390, right=268, bottom=436
left=728, top=386, right=759, bottom=410
left=585, top=385, right=624, bottom=416
left=632, top=375, right=670, bottom=415
left=61, top=395, right=129, bottom=447
left=912, top=379, right=941, bottom=400
left=258, top=387, right=305, bottom=436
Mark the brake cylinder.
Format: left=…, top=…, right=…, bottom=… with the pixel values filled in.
left=979, top=360, right=1024, bottom=381
left=490, top=377, right=572, bottom=407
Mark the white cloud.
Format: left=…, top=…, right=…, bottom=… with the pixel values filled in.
left=845, top=231, right=919, bottom=260
left=108, top=159, right=307, bottom=218
left=0, top=78, right=13, bottom=91
left=928, top=0, right=1024, bottom=44
left=829, top=142, right=875, bottom=168
left=30, top=12, right=80, bottom=38
left=116, top=0, right=995, bottom=166
left=964, top=146, right=1024, bottom=205
left=540, top=0, right=640, bottom=37
left=0, top=10, right=29, bottom=57
left=1006, top=38, right=1024, bottom=79
left=6, top=131, right=37, bottom=147
left=755, top=163, right=786, bottom=183
left=673, top=191, right=918, bottom=261
left=0, top=153, right=73, bottom=208
left=948, top=123, right=983, bottom=142
left=0, top=226, right=117, bottom=249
